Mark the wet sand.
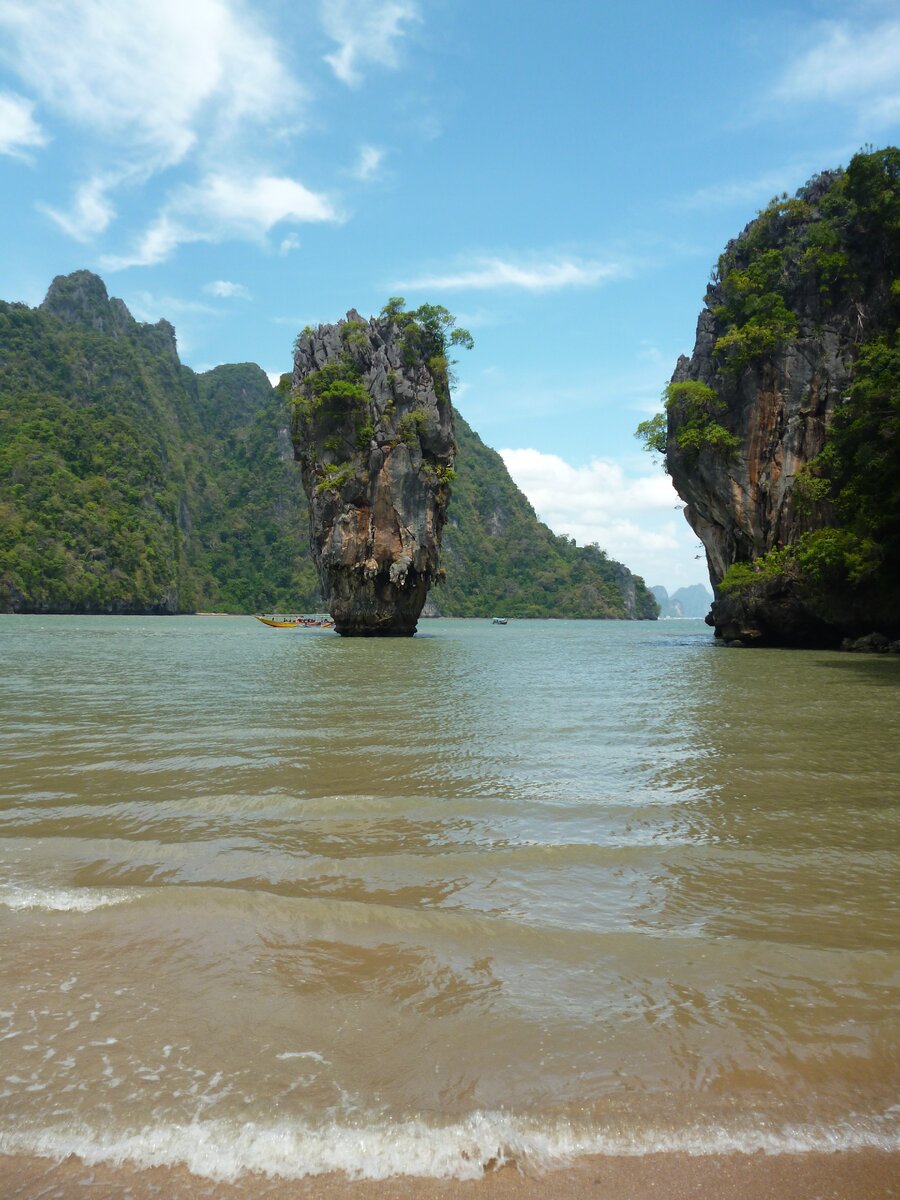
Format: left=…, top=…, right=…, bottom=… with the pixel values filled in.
left=3, top=1151, right=899, bottom=1200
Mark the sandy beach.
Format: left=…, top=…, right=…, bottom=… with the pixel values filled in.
left=4, top=1149, right=899, bottom=1200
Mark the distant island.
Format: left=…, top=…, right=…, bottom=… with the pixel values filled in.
left=0, top=271, right=657, bottom=621
left=650, top=584, right=713, bottom=619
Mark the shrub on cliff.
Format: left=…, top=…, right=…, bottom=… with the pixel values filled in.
left=644, top=146, right=900, bottom=642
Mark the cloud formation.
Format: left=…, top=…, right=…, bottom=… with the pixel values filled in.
left=40, top=175, right=117, bottom=240
left=352, top=144, right=386, bottom=181
left=321, top=1, right=419, bottom=86
left=773, top=18, right=900, bottom=126
left=0, top=90, right=47, bottom=158
left=679, top=165, right=811, bottom=212
left=499, top=447, right=704, bottom=588
left=0, top=0, right=301, bottom=169
left=0, top=0, right=316, bottom=250
left=204, top=280, right=251, bottom=300
left=103, top=173, right=338, bottom=269
left=398, top=257, right=628, bottom=292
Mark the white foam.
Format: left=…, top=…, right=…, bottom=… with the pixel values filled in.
left=0, top=886, right=138, bottom=913
left=1, top=1111, right=898, bottom=1183
left=276, top=1051, right=328, bottom=1063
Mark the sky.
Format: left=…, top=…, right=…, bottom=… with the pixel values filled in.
left=1, top=1, right=899, bottom=591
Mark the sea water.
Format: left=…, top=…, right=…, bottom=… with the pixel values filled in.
left=0, top=615, right=898, bottom=1181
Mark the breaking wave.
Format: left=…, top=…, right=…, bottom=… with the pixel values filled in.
left=2, top=1111, right=898, bottom=1183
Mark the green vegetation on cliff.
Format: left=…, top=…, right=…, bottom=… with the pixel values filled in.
left=715, top=148, right=900, bottom=616
left=0, top=274, right=316, bottom=613
left=636, top=381, right=738, bottom=462
left=638, top=148, right=900, bottom=635
left=0, top=273, right=656, bottom=619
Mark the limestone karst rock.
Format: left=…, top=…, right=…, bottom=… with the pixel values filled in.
left=663, top=150, right=900, bottom=646
left=291, top=308, right=457, bottom=635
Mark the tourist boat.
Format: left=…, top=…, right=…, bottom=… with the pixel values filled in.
left=491, top=616, right=508, bottom=625
left=254, top=614, right=335, bottom=630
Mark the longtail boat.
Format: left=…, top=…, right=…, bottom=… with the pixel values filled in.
left=254, top=615, right=335, bottom=630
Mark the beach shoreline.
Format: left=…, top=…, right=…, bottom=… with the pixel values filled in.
left=3, top=1149, right=899, bottom=1200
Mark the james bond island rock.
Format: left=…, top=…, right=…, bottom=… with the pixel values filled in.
left=291, top=302, right=471, bottom=636
left=640, top=147, right=900, bottom=647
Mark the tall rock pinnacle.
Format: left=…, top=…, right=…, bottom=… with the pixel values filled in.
left=291, top=305, right=462, bottom=636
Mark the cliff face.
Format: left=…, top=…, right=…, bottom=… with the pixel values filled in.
left=292, top=310, right=455, bottom=635
left=665, top=150, right=900, bottom=646
left=0, top=272, right=316, bottom=615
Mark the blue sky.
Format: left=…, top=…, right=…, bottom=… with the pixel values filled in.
left=2, top=1, right=899, bottom=590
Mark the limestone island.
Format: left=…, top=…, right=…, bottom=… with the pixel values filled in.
left=292, top=301, right=470, bottom=636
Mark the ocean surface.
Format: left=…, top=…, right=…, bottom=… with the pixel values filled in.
left=1, top=614, right=898, bottom=1183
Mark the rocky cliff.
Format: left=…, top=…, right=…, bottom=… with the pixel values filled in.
left=1, top=272, right=660, bottom=620
left=661, top=148, right=900, bottom=646
left=291, top=306, right=458, bottom=635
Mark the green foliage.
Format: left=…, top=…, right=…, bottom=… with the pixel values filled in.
left=314, top=462, right=356, bottom=494
left=293, top=356, right=370, bottom=433
left=682, top=148, right=900, bottom=622
left=719, top=548, right=792, bottom=594
left=794, top=527, right=880, bottom=586
left=340, top=319, right=369, bottom=347
left=397, top=408, right=427, bottom=446
left=719, top=529, right=879, bottom=596
left=713, top=248, right=799, bottom=369
left=355, top=417, right=375, bottom=451
left=634, top=411, right=667, bottom=456
left=0, top=279, right=654, bottom=621
left=791, top=462, right=832, bottom=516
left=636, top=382, right=738, bottom=463
left=711, top=148, right=900, bottom=378
left=0, top=297, right=320, bottom=615
left=380, top=297, right=406, bottom=320
left=663, top=380, right=739, bottom=459
left=823, top=331, right=900, bottom=567
left=378, top=297, right=473, bottom=396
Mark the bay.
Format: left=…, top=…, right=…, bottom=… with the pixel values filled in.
left=0, top=615, right=898, bottom=1183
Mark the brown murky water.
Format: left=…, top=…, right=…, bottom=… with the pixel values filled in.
left=0, top=615, right=898, bottom=1183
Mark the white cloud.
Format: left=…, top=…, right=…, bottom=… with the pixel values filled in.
left=351, top=144, right=385, bottom=181
left=103, top=173, right=338, bottom=269
left=279, top=233, right=302, bottom=255
left=397, top=257, right=628, bottom=292
left=499, top=447, right=708, bottom=589
left=0, top=0, right=302, bottom=169
left=0, top=0, right=308, bottom=251
left=39, top=174, right=117, bottom=240
left=679, top=166, right=809, bottom=212
left=127, top=291, right=217, bottom=322
left=773, top=19, right=900, bottom=125
left=204, top=279, right=251, bottom=300
left=0, top=89, right=47, bottom=158
left=321, top=0, right=419, bottom=86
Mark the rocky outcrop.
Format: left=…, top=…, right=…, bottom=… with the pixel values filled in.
left=41, top=269, right=178, bottom=359
left=665, top=151, right=900, bottom=646
left=292, top=310, right=455, bottom=635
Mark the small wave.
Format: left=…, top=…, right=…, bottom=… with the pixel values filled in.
left=1, top=1111, right=898, bottom=1183
left=0, top=886, right=139, bottom=913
